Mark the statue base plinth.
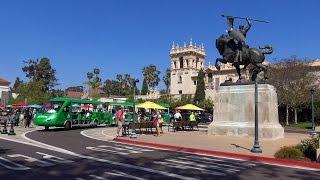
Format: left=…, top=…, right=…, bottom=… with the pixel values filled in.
left=208, top=84, right=284, bottom=140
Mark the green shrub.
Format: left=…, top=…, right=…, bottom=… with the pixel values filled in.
left=300, top=137, right=319, bottom=161
left=274, top=146, right=304, bottom=160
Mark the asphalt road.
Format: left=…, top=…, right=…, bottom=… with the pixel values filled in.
left=0, top=128, right=319, bottom=180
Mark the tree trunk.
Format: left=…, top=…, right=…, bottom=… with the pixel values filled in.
left=286, top=105, right=289, bottom=126
left=294, top=108, right=298, bottom=124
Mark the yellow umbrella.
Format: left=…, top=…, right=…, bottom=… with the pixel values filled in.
left=175, top=104, right=204, bottom=111
left=136, top=101, right=166, bottom=110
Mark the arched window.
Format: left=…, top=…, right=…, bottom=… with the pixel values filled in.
left=179, top=57, right=184, bottom=68
left=178, top=76, right=182, bottom=83
left=208, top=73, right=213, bottom=82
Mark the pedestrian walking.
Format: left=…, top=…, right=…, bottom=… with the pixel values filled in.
left=153, top=111, right=162, bottom=137
left=24, top=108, right=32, bottom=128
left=14, top=109, right=20, bottom=126
left=116, top=107, right=124, bottom=137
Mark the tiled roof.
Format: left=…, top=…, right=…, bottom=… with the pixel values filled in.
left=65, top=91, right=83, bottom=99
left=0, top=77, right=10, bottom=86
left=88, top=88, right=105, bottom=97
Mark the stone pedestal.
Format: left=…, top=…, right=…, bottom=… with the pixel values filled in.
left=208, top=84, right=284, bottom=139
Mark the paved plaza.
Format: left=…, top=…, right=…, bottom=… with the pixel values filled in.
left=82, top=126, right=309, bottom=158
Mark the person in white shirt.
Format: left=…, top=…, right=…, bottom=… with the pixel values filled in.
left=174, top=110, right=182, bottom=121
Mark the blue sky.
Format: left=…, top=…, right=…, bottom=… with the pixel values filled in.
left=0, top=0, right=319, bottom=89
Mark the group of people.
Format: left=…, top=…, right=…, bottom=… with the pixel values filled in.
left=0, top=108, right=36, bottom=128
left=116, top=107, right=163, bottom=137
left=173, top=110, right=196, bottom=122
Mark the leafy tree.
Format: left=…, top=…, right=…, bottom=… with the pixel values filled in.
left=268, top=57, right=318, bottom=125
left=50, top=89, right=64, bottom=97
left=12, top=57, right=59, bottom=104
left=141, top=78, right=149, bottom=95
left=11, top=77, right=23, bottom=92
left=159, top=89, right=167, bottom=95
left=22, top=58, right=58, bottom=91
left=13, top=81, right=50, bottom=104
left=163, top=68, right=171, bottom=93
left=194, top=69, right=206, bottom=103
left=198, top=99, right=214, bottom=113
left=66, top=86, right=84, bottom=92
left=142, top=64, right=160, bottom=90
left=86, top=68, right=102, bottom=89
left=103, top=74, right=139, bottom=97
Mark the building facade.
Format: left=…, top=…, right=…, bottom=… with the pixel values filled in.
left=0, top=77, right=11, bottom=105
left=169, top=39, right=206, bottom=96
left=169, top=40, right=250, bottom=100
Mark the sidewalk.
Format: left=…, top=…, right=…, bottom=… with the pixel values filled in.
left=114, top=129, right=309, bottom=158
left=0, top=125, right=38, bottom=143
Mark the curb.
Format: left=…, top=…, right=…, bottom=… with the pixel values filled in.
left=114, top=137, right=320, bottom=170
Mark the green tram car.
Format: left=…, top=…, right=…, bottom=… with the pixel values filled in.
left=34, top=97, right=113, bottom=130
left=34, top=97, right=172, bottom=130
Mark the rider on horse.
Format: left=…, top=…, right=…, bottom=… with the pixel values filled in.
left=226, top=17, right=252, bottom=63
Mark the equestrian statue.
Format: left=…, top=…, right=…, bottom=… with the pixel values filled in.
left=215, top=15, right=273, bottom=82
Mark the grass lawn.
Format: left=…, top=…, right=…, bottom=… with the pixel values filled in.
left=282, top=121, right=313, bottom=129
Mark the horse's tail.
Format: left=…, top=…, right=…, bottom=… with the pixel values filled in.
left=259, top=45, right=273, bottom=55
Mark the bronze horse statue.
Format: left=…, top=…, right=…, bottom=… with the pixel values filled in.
left=215, top=34, right=273, bottom=81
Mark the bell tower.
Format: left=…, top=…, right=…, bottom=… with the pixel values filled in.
left=170, top=39, right=206, bottom=95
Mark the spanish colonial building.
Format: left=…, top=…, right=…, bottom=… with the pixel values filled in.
left=169, top=39, right=250, bottom=100
left=0, top=77, right=11, bottom=105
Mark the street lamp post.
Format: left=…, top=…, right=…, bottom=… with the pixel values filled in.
left=311, top=88, right=315, bottom=134
left=251, top=76, right=262, bottom=153
left=130, top=79, right=139, bottom=139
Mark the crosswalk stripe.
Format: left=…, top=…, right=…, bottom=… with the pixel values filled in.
left=98, top=145, right=142, bottom=154
left=86, top=147, right=128, bottom=155
left=154, top=161, right=226, bottom=176
left=166, top=159, right=240, bottom=173
left=113, top=144, right=153, bottom=152
left=89, top=174, right=108, bottom=180
left=177, top=157, right=247, bottom=170
left=185, top=155, right=256, bottom=167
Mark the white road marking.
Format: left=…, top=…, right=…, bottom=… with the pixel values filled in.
left=185, top=155, right=256, bottom=167
left=0, top=157, right=31, bottom=170
left=154, top=161, right=225, bottom=176
left=80, top=130, right=112, bottom=142
left=177, top=157, right=247, bottom=170
left=112, top=144, right=153, bottom=152
left=7, top=154, right=54, bottom=167
left=105, top=170, right=146, bottom=180
left=18, top=131, right=198, bottom=180
left=98, top=145, right=141, bottom=153
left=86, top=146, right=129, bottom=155
left=80, top=129, right=169, bottom=151
left=166, top=158, right=240, bottom=173
left=89, top=174, right=108, bottom=180
left=36, top=152, right=74, bottom=163
left=98, top=145, right=152, bottom=154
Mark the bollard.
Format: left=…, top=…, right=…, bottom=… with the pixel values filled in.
left=8, top=119, right=16, bottom=136
left=1, top=120, right=8, bottom=134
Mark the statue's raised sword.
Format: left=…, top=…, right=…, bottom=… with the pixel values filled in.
left=221, top=14, right=269, bottom=23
